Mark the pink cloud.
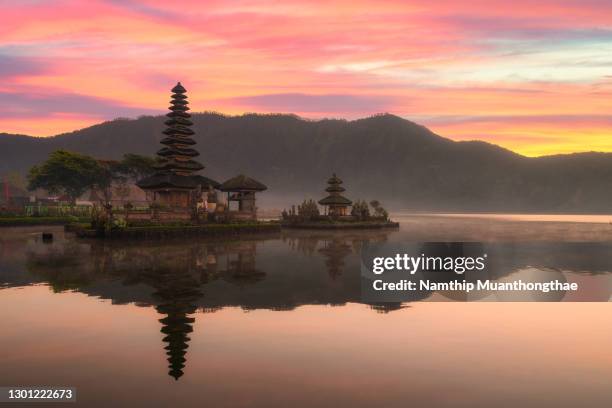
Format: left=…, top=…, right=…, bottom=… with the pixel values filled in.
left=221, top=93, right=397, bottom=115
left=0, top=0, right=611, bottom=155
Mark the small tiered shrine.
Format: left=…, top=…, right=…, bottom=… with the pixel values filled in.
left=318, top=173, right=352, bottom=216
left=137, top=83, right=219, bottom=218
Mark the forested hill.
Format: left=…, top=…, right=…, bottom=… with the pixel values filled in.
left=1, top=113, right=612, bottom=212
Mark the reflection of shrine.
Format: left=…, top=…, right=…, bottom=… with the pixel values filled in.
left=219, top=241, right=266, bottom=285
left=318, top=239, right=352, bottom=279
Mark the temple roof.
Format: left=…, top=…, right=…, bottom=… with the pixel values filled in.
left=171, top=82, right=186, bottom=93
left=165, top=115, right=192, bottom=124
left=318, top=195, right=352, bottom=206
left=154, top=159, right=204, bottom=172
left=325, top=185, right=345, bottom=193
left=327, top=173, right=343, bottom=185
left=219, top=175, right=267, bottom=192
left=137, top=173, right=220, bottom=190
left=169, top=105, right=190, bottom=112
left=192, top=175, right=221, bottom=189
left=160, top=136, right=196, bottom=146
left=319, top=173, right=351, bottom=206
left=157, top=147, right=200, bottom=157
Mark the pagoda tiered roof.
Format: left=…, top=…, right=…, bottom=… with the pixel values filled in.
left=137, top=173, right=219, bottom=190
left=157, top=146, right=200, bottom=157
left=154, top=159, right=204, bottom=173
left=138, top=82, right=211, bottom=190
left=160, top=136, right=196, bottom=145
left=319, top=195, right=352, bottom=205
left=318, top=173, right=352, bottom=207
left=325, top=184, right=346, bottom=193
left=156, top=82, right=203, bottom=173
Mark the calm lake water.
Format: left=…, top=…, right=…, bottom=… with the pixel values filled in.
left=1, top=214, right=611, bottom=407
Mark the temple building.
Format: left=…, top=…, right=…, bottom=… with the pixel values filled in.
left=219, top=175, right=267, bottom=220
left=318, top=173, right=352, bottom=216
left=137, top=82, right=219, bottom=216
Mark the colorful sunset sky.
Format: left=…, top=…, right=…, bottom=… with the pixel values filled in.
left=1, top=0, right=611, bottom=156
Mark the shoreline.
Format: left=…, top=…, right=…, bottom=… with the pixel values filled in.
left=73, top=222, right=281, bottom=239
left=281, top=221, right=399, bottom=230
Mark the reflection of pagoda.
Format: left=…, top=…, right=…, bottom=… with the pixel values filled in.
left=318, top=238, right=352, bottom=279
left=146, top=267, right=203, bottom=380
left=368, top=303, right=406, bottom=313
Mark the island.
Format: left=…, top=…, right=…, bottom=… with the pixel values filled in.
left=281, top=173, right=399, bottom=229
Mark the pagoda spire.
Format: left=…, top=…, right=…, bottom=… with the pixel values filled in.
left=156, top=82, right=204, bottom=176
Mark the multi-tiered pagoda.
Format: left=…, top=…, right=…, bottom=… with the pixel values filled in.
left=318, top=173, right=352, bottom=216
left=137, top=82, right=218, bottom=209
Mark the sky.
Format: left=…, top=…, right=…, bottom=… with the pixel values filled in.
left=0, top=0, right=611, bottom=156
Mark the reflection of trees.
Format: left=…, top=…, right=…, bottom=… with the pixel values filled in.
left=25, top=242, right=94, bottom=292
left=283, top=230, right=394, bottom=280
left=283, top=234, right=318, bottom=256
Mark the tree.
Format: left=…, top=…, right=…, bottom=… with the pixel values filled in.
left=96, top=154, right=158, bottom=207
left=120, top=153, right=158, bottom=180
left=351, top=200, right=370, bottom=220
left=27, top=150, right=101, bottom=205
left=95, top=160, right=126, bottom=207
left=27, top=150, right=156, bottom=207
left=297, top=199, right=320, bottom=219
left=369, top=200, right=388, bottom=220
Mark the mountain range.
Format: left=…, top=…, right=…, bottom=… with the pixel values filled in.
left=1, top=112, right=611, bottom=212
